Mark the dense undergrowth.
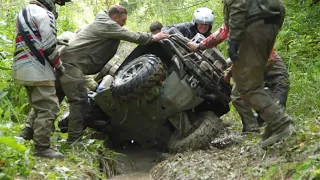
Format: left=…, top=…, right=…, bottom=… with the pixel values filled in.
left=0, top=0, right=319, bottom=179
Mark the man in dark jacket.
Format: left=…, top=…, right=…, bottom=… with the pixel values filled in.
left=223, top=0, right=293, bottom=148
left=56, top=5, right=168, bottom=144
left=162, top=7, right=214, bottom=39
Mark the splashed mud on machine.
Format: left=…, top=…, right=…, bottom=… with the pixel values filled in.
left=59, top=33, right=231, bottom=152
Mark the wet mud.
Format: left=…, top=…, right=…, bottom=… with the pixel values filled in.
left=110, top=147, right=161, bottom=180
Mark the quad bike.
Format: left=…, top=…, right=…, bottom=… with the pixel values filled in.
left=58, top=33, right=232, bottom=152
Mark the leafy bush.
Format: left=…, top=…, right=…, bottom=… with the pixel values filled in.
left=0, top=0, right=319, bottom=179
left=0, top=123, right=35, bottom=179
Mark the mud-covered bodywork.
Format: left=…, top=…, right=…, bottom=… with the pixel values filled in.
left=60, top=34, right=231, bottom=151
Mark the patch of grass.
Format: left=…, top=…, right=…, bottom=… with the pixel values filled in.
left=0, top=123, right=119, bottom=179
left=0, top=123, right=34, bottom=179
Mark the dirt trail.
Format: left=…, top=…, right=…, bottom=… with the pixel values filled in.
left=110, top=147, right=160, bottom=180
left=108, top=115, right=241, bottom=180
left=110, top=173, right=151, bottom=180
left=107, top=114, right=319, bottom=180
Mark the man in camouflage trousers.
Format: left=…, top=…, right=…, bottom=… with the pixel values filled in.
left=228, top=49, right=290, bottom=133
left=189, top=0, right=294, bottom=148
left=188, top=23, right=290, bottom=134
left=222, top=0, right=294, bottom=148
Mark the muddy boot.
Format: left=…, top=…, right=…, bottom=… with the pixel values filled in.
left=258, top=97, right=294, bottom=149
left=261, top=122, right=294, bottom=149
left=18, top=127, right=34, bottom=140
left=66, top=100, right=87, bottom=146
left=35, top=146, right=64, bottom=159
left=241, top=118, right=260, bottom=134
left=261, top=124, right=273, bottom=141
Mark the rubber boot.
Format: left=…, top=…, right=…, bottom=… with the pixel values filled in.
left=261, top=122, right=294, bottom=149
left=240, top=114, right=260, bottom=134
left=18, top=127, right=34, bottom=140
left=261, top=124, right=273, bottom=141
left=232, top=99, right=260, bottom=134
left=35, top=146, right=64, bottom=159
left=259, top=99, right=294, bottom=149
left=66, top=101, right=86, bottom=146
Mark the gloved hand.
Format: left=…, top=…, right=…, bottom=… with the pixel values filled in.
left=57, top=39, right=69, bottom=46
left=227, top=39, right=240, bottom=61
left=223, top=67, right=233, bottom=84
left=187, top=42, right=199, bottom=52
left=152, top=32, right=168, bottom=41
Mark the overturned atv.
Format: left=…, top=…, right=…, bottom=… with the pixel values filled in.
left=59, top=34, right=231, bottom=152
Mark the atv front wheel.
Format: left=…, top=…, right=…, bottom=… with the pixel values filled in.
left=168, top=111, right=226, bottom=152
left=111, top=54, right=166, bottom=101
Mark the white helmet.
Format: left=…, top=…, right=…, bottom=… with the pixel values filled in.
left=192, top=7, right=215, bottom=26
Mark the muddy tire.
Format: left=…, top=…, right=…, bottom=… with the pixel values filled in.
left=111, top=54, right=166, bottom=101
left=168, top=111, right=226, bottom=152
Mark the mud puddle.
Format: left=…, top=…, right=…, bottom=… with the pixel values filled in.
left=110, top=173, right=152, bottom=180
left=151, top=131, right=264, bottom=180
left=109, top=123, right=241, bottom=180
left=110, top=147, right=162, bottom=180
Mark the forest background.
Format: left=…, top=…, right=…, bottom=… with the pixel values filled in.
left=0, top=0, right=319, bottom=179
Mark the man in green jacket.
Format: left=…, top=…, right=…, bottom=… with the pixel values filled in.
left=55, top=5, right=167, bottom=144
left=223, top=0, right=294, bottom=148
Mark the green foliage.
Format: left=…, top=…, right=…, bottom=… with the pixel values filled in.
left=0, top=123, right=118, bottom=179
left=258, top=132, right=320, bottom=180
left=27, top=131, right=118, bottom=179
left=0, top=0, right=319, bottom=179
left=0, top=123, right=35, bottom=179
left=292, top=155, right=320, bottom=180
left=0, top=2, right=118, bottom=179
left=122, top=0, right=224, bottom=33
left=55, top=6, right=78, bottom=33
left=0, top=1, right=30, bottom=124
left=276, top=0, right=320, bottom=118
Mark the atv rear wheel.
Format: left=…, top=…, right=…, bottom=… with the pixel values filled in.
left=168, top=111, right=226, bottom=152
left=111, top=54, right=166, bottom=101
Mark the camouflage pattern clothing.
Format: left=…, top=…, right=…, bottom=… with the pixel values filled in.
left=24, top=86, right=59, bottom=147
left=56, top=11, right=154, bottom=143
left=231, top=51, right=290, bottom=132
left=198, top=24, right=290, bottom=132
left=223, top=0, right=294, bottom=148
left=222, top=0, right=285, bottom=41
